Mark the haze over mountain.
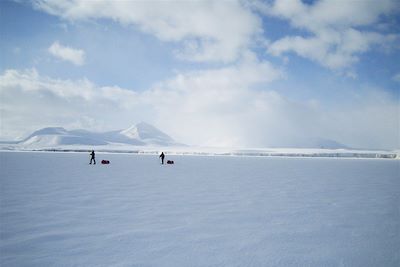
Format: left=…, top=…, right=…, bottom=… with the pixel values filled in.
left=12, top=122, right=181, bottom=148
left=0, top=121, right=352, bottom=150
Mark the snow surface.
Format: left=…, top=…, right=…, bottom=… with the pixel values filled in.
left=1, top=152, right=399, bottom=266
left=1, top=143, right=398, bottom=159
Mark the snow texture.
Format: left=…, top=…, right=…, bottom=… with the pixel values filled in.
left=1, top=143, right=398, bottom=159
left=1, top=152, right=399, bottom=266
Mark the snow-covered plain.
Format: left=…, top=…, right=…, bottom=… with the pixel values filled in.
left=1, top=152, right=399, bottom=266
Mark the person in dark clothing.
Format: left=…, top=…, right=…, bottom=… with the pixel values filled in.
left=159, top=152, right=165, bottom=164
left=90, top=150, right=96, bottom=165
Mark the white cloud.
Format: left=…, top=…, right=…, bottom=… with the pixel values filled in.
left=256, top=0, right=400, bottom=69
left=34, top=0, right=261, bottom=63
left=0, top=68, right=138, bottom=106
left=1, top=64, right=398, bottom=149
left=143, top=53, right=285, bottom=146
left=0, top=68, right=143, bottom=139
left=48, top=41, right=85, bottom=65
left=267, top=30, right=394, bottom=69
left=267, top=0, right=397, bottom=30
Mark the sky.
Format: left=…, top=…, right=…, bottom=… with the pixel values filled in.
left=0, top=0, right=399, bottom=149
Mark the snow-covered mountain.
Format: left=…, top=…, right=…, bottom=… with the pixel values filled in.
left=15, top=122, right=180, bottom=148
left=120, top=122, right=175, bottom=145
left=270, top=138, right=348, bottom=149
left=2, top=122, right=349, bottom=151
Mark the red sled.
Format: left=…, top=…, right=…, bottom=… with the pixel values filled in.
left=101, top=160, right=110, bottom=164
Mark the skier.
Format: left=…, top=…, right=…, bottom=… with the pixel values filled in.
left=90, top=150, right=96, bottom=165
left=159, top=152, right=165, bottom=165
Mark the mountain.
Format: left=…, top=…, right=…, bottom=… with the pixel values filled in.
left=312, top=138, right=348, bottom=149
left=120, top=122, right=175, bottom=145
left=16, top=122, right=180, bottom=148
left=2, top=123, right=347, bottom=150
left=272, top=138, right=348, bottom=149
left=20, top=127, right=108, bottom=147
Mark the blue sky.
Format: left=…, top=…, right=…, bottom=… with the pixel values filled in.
left=1, top=0, right=399, bottom=149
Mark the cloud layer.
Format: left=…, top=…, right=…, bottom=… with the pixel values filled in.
left=1, top=64, right=398, bottom=149
left=257, top=0, right=399, bottom=69
left=35, top=0, right=261, bottom=63
left=35, top=0, right=399, bottom=69
left=48, top=41, right=85, bottom=65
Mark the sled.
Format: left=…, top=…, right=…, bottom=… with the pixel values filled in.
left=101, top=160, right=110, bottom=164
left=167, top=160, right=174, bottom=164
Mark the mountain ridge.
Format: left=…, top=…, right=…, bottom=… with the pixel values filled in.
left=13, top=122, right=180, bottom=148
left=1, top=122, right=350, bottom=150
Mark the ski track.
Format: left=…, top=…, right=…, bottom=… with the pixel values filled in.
left=1, top=152, right=399, bottom=266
